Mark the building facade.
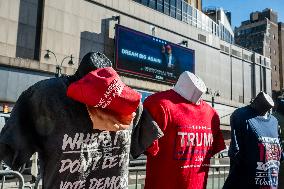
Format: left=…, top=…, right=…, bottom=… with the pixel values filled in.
left=0, top=0, right=271, bottom=137
left=279, top=22, right=284, bottom=90
left=204, top=7, right=234, bottom=44
left=235, top=9, right=281, bottom=94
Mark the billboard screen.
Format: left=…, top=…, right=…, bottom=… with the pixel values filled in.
left=115, top=25, right=195, bottom=83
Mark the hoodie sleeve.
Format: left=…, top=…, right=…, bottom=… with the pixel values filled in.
left=0, top=87, right=37, bottom=170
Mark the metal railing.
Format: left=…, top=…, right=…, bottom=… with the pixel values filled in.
left=0, top=160, right=229, bottom=189
left=128, top=160, right=230, bottom=189
left=207, top=164, right=230, bottom=189
left=0, top=170, right=25, bottom=189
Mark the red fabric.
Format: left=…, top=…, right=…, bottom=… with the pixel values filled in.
left=143, top=89, right=225, bottom=189
left=67, top=67, right=141, bottom=116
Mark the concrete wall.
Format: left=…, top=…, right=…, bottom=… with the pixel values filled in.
left=243, top=62, right=253, bottom=103
left=255, top=64, right=261, bottom=94
left=0, top=0, right=20, bottom=57
left=219, top=53, right=231, bottom=100
left=0, top=0, right=41, bottom=59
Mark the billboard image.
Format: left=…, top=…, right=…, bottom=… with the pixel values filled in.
left=115, top=25, right=195, bottom=83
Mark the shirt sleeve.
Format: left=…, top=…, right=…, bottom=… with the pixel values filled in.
left=211, top=112, right=226, bottom=155
left=143, top=97, right=168, bottom=156
left=0, top=87, right=37, bottom=170
left=228, top=111, right=245, bottom=163
left=130, top=106, right=164, bottom=159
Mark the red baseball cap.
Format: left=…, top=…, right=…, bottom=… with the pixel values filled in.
left=67, top=67, right=141, bottom=116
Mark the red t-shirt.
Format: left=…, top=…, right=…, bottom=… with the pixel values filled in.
left=144, top=89, right=225, bottom=189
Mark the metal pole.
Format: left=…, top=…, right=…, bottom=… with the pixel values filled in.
left=212, top=96, right=214, bottom=108
left=135, top=170, right=138, bottom=189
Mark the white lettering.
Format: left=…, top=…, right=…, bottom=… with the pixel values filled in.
left=177, top=132, right=213, bottom=147
left=178, top=132, right=187, bottom=147
left=60, top=180, right=85, bottom=189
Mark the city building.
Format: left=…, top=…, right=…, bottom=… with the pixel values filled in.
left=0, top=0, right=272, bottom=141
left=185, top=0, right=202, bottom=11
left=279, top=22, right=284, bottom=90
left=235, top=8, right=281, bottom=95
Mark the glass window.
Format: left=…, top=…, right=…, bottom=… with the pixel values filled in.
left=192, top=8, right=197, bottom=27
left=164, top=0, right=170, bottom=15
left=176, top=0, right=182, bottom=20
left=141, top=0, right=148, bottom=5
left=182, top=1, right=188, bottom=22
left=149, top=0, right=156, bottom=9
left=196, top=10, right=201, bottom=28
left=170, top=0, right=176, bottom=18
left=187, top=5, right=192, bottom=24
left=157, top=0, right=163, bottom=12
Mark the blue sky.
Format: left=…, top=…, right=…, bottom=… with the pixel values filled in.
left=203, top=0, right=284, bottom=28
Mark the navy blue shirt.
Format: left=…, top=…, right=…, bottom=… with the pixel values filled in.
left=223, top=106, right=283, bottom=189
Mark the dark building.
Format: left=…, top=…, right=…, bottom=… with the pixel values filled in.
left=279, top=22, right=284, bottom=90
left=185, top=0, right=202, bottom=11
left=235, top=8, right=281, bottom=93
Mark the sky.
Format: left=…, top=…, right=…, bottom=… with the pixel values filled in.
left=203, top=0, right=284, bottom=28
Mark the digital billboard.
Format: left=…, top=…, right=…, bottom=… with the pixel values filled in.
left=115, top=25, right=195, bottom=83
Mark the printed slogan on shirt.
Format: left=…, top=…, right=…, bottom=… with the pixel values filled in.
left=59, top=130, right=131, bottom=189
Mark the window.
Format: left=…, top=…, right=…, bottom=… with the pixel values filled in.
left=164, top=0, right=170, bottom=15
left=273, top=34, right=276, bottom=40
left=141, top=0, right=148, bottom=5
left=192, top=8, right=197, bottom=26
left=182, top=1, right=188, bottom=22
left=231, top=49, right=242, bottom=58
left=157, top=0, right=163, bottom=12
left=149, top=0, right=156, bottom=9
left=176, top=0, right=182, bottom=20
left=170, top=0, right=176, bottom=18
left=274, top=65, right=277, bottom=71
left=187, top=5, right=192, bottom=24
left=198, top=34, right=206, bottom=43
left=275, top=81, right=278, bottom=87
